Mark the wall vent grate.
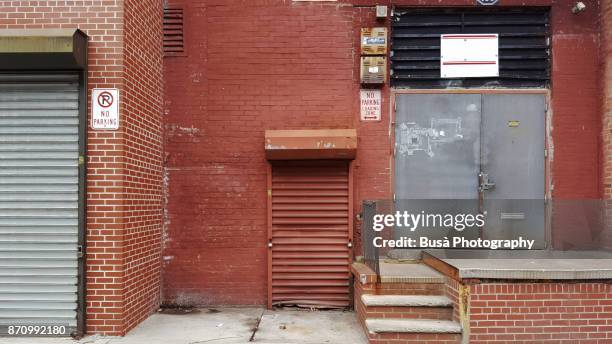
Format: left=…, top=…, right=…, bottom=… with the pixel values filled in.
left=391, top=8, right=550, bottom=88
left=163, top=7, right=184, bottom=55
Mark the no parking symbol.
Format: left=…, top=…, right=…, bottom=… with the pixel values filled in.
left=92, top=88, right=119, bottom=130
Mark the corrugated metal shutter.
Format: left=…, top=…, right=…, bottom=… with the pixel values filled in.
left=270, top=161, right=351, bottom=308
left=391, top=8, right=550, bottom=88
left=0, top=74, right=79, bottom=332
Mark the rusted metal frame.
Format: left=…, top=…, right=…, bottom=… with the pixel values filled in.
left=266, top=162, right=273, bottom=309
left=348, top=161, right=354, bottom=262
left=422, top=251, right=461, bottom=281
left=348, top=161, right=355, bottom=307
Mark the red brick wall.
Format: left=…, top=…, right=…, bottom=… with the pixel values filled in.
left=601, top=0, right=612, bottom=249
left=163, top=0, right=603, bottom=305
left=0, top=0, right=164, bottom=335
left=445, top=277, right=462, bottom=323
left=0, top=0, right=127, bottom=335
left=605, top=0, right=612, bottom=197
left=162, top=0, right=356, bottom=306
left=549, top=1, right=601, bottom=199
left=121, top=0, right=164, bottom=334
left=469, top=282, right=612, bottom=343
left=548, top=1, right=603, bottom=249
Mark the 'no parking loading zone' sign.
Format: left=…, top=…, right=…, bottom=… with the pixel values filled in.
left=91, top=88, right=119, bottom=130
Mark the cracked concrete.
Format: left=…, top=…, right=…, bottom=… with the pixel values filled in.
left=0, top=308, right=367, bottom=344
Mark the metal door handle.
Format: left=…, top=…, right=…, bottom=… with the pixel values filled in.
left=479, top=173, right=496, bottom=192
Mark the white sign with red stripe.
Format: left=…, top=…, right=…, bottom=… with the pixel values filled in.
left=440, top=34, right=499, bottom=78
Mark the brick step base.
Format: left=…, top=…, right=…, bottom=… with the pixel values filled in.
left=352, top=263, right=462, bottom=343
left=368, top=332, right=462, bottom=344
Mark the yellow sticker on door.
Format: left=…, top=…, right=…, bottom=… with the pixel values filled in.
left=508, top=120, right=520, bottom=128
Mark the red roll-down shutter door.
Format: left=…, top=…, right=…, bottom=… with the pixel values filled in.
left=268, top=161, right=351, bottom=308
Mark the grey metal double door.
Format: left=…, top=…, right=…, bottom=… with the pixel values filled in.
left=395, top=93, right=546, bottom=246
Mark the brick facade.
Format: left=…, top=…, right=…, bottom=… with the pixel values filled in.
left=468, top=282, right=612, bottom=343
left=121, top=0, right=164, bottom=334
left=163, top=0, right=603, bottom=306
left=353, top=263, right=612, bottom=344
left=605, top=0, right=612, bottom=200
left=0, top=0, right=608, bottom=339
left=602, top=0, right=612, bottom=250
left=162, top=0, right=357, bottom=306
left=549, top=0, right=601, bottom=200
left=0, top=0, right=165, bottom=335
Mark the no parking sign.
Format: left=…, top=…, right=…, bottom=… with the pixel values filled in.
left=91, top=88, right=119, bottom=130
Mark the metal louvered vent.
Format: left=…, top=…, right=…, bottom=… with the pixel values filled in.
left=0, top=73, right=80, bottom=333
left=163, top=7, right=184, bottom=55
left=270, top=161, right=351, bottom=309
left=391, top=8, right=550, bottom=88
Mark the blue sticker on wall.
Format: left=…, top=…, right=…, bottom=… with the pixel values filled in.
left=477, top=0, right=499, bottom=5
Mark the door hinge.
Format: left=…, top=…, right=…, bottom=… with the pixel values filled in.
left=78, top=155, right=85, bottom=165
left=77, top=245, right=84, bottom=258
left=393, top=193, right=396, bottom=202
left=394, top=101, right=397, bottom=112
left=544, top=149, right=548, bottom=158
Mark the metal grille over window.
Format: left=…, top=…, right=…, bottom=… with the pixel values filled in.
left=391, top=8, right=550, bottom=88
left=163, top=7, right=184, bottom=55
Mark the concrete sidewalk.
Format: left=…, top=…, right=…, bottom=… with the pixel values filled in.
left=0, top=308, right=367, bottom=344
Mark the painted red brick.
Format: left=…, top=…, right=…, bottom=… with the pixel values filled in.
left=601, top=0, right=612, bottom=250
left=163, top=0, right=604, bottom=306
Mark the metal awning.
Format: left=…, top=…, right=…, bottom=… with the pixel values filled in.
left=0, top=29, right=88, bottom=69
left=265, top=129, right=357, bottom=160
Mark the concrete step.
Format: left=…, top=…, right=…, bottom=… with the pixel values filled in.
left=361, top=304, right=454, bottom=321
left=361, top=294, right=452, bottom=307
left=360, top=295, right=455, bottom=320
left=365, top=318, right=462, bottom=334
left=374, top=281, right=446, bottom=295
